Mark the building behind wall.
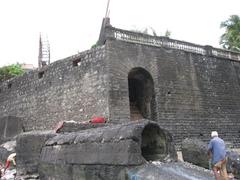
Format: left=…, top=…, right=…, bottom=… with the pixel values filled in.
left=0, top=18, right=240, bottom=147
left=20, top=63, right=36, bottom=72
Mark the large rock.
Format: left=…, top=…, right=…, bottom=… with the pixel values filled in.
left=16, top=130, right=56, bottom=177
left=39, top=120, right=177, bottom=179
left=226, top=150, right=240, bottom=179
left=181, top=138, right=209, bottom=169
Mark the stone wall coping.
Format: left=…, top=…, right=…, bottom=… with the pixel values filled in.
left=104, top=25, right=240, bottom=62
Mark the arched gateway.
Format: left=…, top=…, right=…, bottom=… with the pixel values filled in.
left=128, top=67, right=155, bottom=121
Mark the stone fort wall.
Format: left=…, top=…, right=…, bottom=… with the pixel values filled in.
left=0, top=46, right=109, bottom=131
left=1, top=24, right=240, bottom=147
left=106, top=39, right=240, bottom=146
left=103, top=25, right=240, bottom=147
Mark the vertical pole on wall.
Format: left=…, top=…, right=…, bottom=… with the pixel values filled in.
left=105, top=0, right=111, bottom=18
left=98, top=0, right=111, bottom=46
left=38, top=33, right=42, bottom=68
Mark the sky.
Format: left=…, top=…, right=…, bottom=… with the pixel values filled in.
left=0, top=0, right=239, bottom=68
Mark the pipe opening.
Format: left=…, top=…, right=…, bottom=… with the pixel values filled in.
left=141, top=124, right=167, bottom=161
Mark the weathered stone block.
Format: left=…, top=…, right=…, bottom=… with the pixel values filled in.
left=16, top=130, right=56, bottom=176
left=72, top=165, right=127, bottom=180
left=226, top=150, right=240, bottom=179
left=39, top=163, right=72, bottom=180
left=41, top=140, right=141, bottom=165
left=42, top=120, right=176, bottom=164
left=39, top=163, right=127, bottom=180
left=0, top=116, right=24, bottom=143
left=181, top=138, right=208, bottom=169
left=39, top=120, right=177, bottom=178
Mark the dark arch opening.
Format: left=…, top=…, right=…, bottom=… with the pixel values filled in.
left=141, top=124, right=167, bottom=161
left=128, top=68, right=155, bottom=121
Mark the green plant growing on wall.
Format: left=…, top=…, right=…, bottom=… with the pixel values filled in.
left=91, top=43, right=97, bottom=49
left=164, top=30, right=171, bottom=38
left=0, top=64, right=24, bottom=82
left=132, top=27, right=171, bottom=37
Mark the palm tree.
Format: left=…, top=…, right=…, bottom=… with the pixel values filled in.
left=220, top=15, right=240, bottom=52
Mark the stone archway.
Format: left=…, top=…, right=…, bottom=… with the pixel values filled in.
left=128, top=68, right=155, bottom=121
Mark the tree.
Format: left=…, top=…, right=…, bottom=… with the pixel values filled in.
left=0, top=64, right=24, bottom=82
left=220, top=15, right=240, bottom=52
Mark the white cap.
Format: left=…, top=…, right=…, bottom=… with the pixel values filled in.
left=211, top=131, right=218, bottom=137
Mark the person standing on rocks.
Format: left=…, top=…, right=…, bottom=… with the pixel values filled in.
left=0, top=162, right=3, bottom=177
left=3, top=153, right=16, bottom=174
left=207, top=131, right=228, bottom=180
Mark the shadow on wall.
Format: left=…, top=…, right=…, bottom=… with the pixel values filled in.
left=0, top=116, right=24, bottom=143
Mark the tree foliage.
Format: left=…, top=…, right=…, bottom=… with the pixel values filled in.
left=0, top=64, right=24, bottom=82
left=132, top=27, right=171, bottom=37
left=220, top=15, right=240, bottom=52
left=164, top=30, right=171, bottom=38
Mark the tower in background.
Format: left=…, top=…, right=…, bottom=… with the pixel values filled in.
left=38, top=33, right=50, bottom=68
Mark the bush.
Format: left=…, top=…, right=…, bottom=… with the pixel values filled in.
left=0, top=64, right=24, bottom=82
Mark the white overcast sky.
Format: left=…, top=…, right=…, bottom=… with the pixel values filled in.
left=0, top=0, right=239, bottom=67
